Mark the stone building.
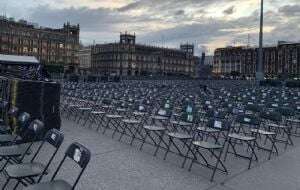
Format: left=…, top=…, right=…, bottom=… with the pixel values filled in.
left=0, top=16, right=79, bottom=72
left=213, top=42, right=300, bottom=78
left=91, top=33, right=199, bottom=78
left=77, top=46, right=91, bottom=75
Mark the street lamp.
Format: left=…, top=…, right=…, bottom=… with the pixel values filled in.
left=256, top=0, right=264, bottom=81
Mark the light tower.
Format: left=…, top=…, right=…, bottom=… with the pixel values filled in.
left=256, top=0, right=264, bottom=81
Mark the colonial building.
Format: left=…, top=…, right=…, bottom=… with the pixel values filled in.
left=77, top=46, right=91, bottom=75
left=0, top=16, right=80, bottom=72
left=277, top=41, right=300, bottom=78
left=91, top=33, right=199, bottom=78
left=213, top=42, right=300, bottom=78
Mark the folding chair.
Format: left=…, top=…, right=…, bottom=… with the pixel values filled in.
left=0, top=113, right=32, bottom=173
left=251, top=111, right=279, bottom=160
left=140, top=100, right=172, bottom=156
left=189, top=118, right=230, bottom=181
left=0, top=112, right=31, bottom=146
left=23, top=142, right=91, bottom=190
left=277, top=107, right=295, bottom=149
left=2, top=129, right=64, bottom=190
left=224, top=114, right=260, bottom=169
left=163, top=104, right=195, bottom=168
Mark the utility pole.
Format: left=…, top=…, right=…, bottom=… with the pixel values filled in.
left=256, top=0, right=264, bottom=81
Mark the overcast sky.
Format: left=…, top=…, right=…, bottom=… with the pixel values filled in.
left=1, top=0, right=299, bottom=55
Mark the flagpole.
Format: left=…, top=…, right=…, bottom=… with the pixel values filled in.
left=256, top=0, right=264, bottom=81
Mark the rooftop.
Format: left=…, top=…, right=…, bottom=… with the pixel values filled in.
left=0, top=54, right=39, bottom=64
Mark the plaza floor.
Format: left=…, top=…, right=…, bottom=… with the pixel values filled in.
left=1, top=118, right=300, bottom=190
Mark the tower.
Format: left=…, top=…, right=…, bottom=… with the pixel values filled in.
left=120, top=32, right=136, bottom=45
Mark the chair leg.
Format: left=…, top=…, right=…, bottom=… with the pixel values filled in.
left=1, top=177, right=10, bottom=190
left=13, top=181, right=20, bottom=190
left=154, top=131, right=165, bottom=156
left=139, top=130, right=147, bottom=151
left=163, top=137, right=172, bottom=160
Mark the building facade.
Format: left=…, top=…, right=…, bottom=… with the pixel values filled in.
left=203, top=55, right=214, bottom=66
left=77, top=46, right=91, bottom=75
left=0, top=16, right=80, bottom=72
left=91, top=33, right=199, bottom=78
left=213, top=42, right=300, bottom=78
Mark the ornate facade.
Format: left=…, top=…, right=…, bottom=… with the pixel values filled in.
left=91, top=33, right=198, bottom=78
left=213, top=42, right=300, bottom=78
left=0, top=16, right=79, bottom=71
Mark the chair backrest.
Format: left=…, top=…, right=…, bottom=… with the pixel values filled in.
left=236, top=114, right=260, bottom=126
left=18, top=120, right=45, bottom=162
left=277, top=107, right=295, bottom=117
left=51, top=142, right=91, bottom=189
left=25, top=119, right=45, bottom=141
left=207, top=118, right=230, bottom=131
left=16, top=112, right=31, bottom=135
left=260, top=111, right=282, bottom=123
left=32, top=129, right=64, bottom=182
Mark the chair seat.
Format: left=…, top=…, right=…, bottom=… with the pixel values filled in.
left=106, top=114, right=123, bottom=119
left=197, top=126, right=220, bottom=133
left=228, top=133, right=255, bottom=141
left=143, top=125, right=165, bottom=131
left=116, top=108, right=127, bottom=112
left=0, top=125, right=10, bottom=134
left=23, top=180, right=72, bottom=190
left=192, top=141, right=222, bottom=149
left=198, top=118, right=208, bottom=122
left=91, top=111, right=105, bottom=114
left=102, top=105, right=113, bottom=109
left=170, top=121, right=192, bottom=126
left=151, top=115, right=168, bottom=121
left=68, top=104, right=79, bottom=108
left=267, top=123, right=287, bottom=129
left=122, top=119, right=141, bottom=124
left=0, top=134, right=20, bottom=143
left=251, top=129, right=275, bottom=135
left=167, top=132, right=192, bottom=139
left=78, top=107, right=92, bottom=111
left=287, top=119, right=300, bottom=123
left=133, top=111, right=146, bottom=116
left=5, top=162, right=46, bottom=178
left=0, top=144, right=27, bottom=157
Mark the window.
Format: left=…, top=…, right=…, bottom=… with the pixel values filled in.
left=23, top=47, right=28, bottom=53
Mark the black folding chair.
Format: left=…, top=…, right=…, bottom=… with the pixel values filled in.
left=189, top=118, right=231, bottom=181
left=224, top=114, right=260, bottom=169
left=0, top=112, right=31, bottom=146
left=2, top=129, right=64, bottom=190
left=23, top=142, right=91, bottom=190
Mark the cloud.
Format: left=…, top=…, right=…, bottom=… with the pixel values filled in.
left=223, top=6, right=235, bottom=15
left=1, top=0, right=299, bottom=55
left=278, top=5, right=300, bottom=17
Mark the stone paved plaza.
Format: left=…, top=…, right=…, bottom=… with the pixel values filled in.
left=1, top=118, right=298, bottom=190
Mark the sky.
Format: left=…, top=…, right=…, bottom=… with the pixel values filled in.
left=0, top=0, right=300, bottom=55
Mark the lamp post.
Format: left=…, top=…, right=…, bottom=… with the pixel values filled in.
left=256, top=0, right=264, bottom=81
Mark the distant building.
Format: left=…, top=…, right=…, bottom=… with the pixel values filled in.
left=213, top=42, right=300, bottom=78
left=0, top=16, right=80, bottom=72
left=196, top=53, right=213, bottom=79
left=91, top=33, right=199, bottom=78
left=77, top=46, right=91, bottom=75
left=203, top=55, right=214, bottom=66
